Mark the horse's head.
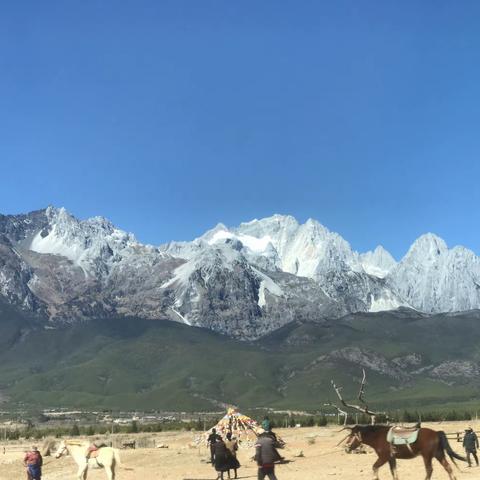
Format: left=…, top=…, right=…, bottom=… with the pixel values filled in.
left=54, top=440, right=68, bottom=459
left=338, top=426, right=363, bottom=453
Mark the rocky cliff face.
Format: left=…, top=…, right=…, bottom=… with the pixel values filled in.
left=388, top=233, right=480, bottom=313
left=1, top=207, right=480, bottom=340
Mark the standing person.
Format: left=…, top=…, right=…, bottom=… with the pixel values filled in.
left=264, top=424, right=278, bottom=443
left=463, top=427, right=479, bottom=467
left=23, top=446, right=43, bottom=480
left=207, top=428, right=222, bottom=464
left=261, top=418, right=279, bottom=443
left=213, top=436, right=233, bottom=480
left=255, top=430, right=284, bottom=480
left=225, top=432, right=240, bottom=479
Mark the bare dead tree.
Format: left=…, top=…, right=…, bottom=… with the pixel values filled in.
left=323, top=402, right=348, bottom=425
left=357, top=368, right=368, bottom=407
left=330, top=369, right=387, bottom=424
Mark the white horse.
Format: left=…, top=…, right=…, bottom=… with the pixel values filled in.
left=54, top=439, right=122, bottom=480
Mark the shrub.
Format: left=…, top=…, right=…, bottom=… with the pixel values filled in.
left=317, top=415, right=328, bottom=427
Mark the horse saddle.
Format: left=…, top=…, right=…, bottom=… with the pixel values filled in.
left=387, top=426, right=420, bottom=445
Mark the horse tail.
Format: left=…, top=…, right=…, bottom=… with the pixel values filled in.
left=438, top=431, right=467, bottom=466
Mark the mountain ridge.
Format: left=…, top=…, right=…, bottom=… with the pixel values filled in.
left=1, top=207, right=480, bottom=339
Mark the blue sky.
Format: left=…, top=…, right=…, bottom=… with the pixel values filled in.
left=1, top=1, right=479, bottom=259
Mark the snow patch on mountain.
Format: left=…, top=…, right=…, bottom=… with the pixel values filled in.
left=369, top=291, right=403, bottom=312
left=170, top=306, right=192, bottom=326
left=31, top=224, right=86, bottom=266
left=208, top=229, right=273, bottom=254
left=235, top=215, right=363, bottom=278
left=252, top=267, right=284, bottom=307
left=162, top=245, right=241, bottom=290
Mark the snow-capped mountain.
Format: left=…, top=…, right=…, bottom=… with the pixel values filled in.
left=1, top=207, right=480, bottom=339
left=29, top=206, right=139, bottom=277
left=388, top=233, right=480, bottom=313
left=166, top=215, right=403, bottom=313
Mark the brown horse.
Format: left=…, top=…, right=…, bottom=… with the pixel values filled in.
left=343, top=425, right=466, bottom=480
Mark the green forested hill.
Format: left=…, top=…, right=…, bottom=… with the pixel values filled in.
left=1, top=301, right=480, bottom=412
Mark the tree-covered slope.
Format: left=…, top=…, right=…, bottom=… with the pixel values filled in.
left=1, top=303, right=480, bottom=411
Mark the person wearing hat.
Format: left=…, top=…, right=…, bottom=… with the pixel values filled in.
left=261, top=416, right=271, bottom=432
left=23, top=445, right=43, bottom=480
left=255, top=428, right=284, bottom=480
left=463, top=427, right=479, bottom=467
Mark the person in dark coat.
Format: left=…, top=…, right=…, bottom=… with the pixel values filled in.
left=255, top=431, right=284, bottom=480
left=463, top=427, right=479, bottom=467
left=265, top=426, right=278, bottom=443
left=213, top=438, right=235, bottom=480
left=207, top=428, right=222, bottom=464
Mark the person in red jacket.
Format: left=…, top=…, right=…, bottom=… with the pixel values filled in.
left=23, top=446, right=43, bottom=480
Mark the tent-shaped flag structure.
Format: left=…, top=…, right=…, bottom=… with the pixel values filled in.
left=207, top=407, right=262, bottom=443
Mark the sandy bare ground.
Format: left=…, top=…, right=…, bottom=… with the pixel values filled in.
left=1, top=422, right=478, bottom=480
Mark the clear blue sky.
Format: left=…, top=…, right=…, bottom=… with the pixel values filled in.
left=1, top=1, right=480, bottom=259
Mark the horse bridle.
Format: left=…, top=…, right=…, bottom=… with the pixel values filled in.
left=346, top=431, right=363, bottom=452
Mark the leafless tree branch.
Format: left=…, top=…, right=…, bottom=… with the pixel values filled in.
left=324, top=402, right=348, bottom=425
left=330, top=370, right=387, bottom=424
left=357, top=368, right=367, bottom=406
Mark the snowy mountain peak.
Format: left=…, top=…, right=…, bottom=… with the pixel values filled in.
left=199, top=223, right=228, bottom=242
left=30, top=206, right=138, bottom=275
left=45, top=205, right=73, bottom=224
left=404, top=233, right=448, bottom=262
left=389, top=233, right=480, bottom=314
left=163, top=242, right=245, bottom=290
left=361, top=245, right=397, bottom=278
left=237, top=214, right=299, bottom=237
left=301, top=217, right=339, bottom=239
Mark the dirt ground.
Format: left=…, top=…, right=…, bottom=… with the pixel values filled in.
left=1, top=422, right=478, bottom=480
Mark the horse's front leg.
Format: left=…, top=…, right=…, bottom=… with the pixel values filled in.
left=77, top=465, right=88, bottom=480
left=104, top=465, right=114, bottom=480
